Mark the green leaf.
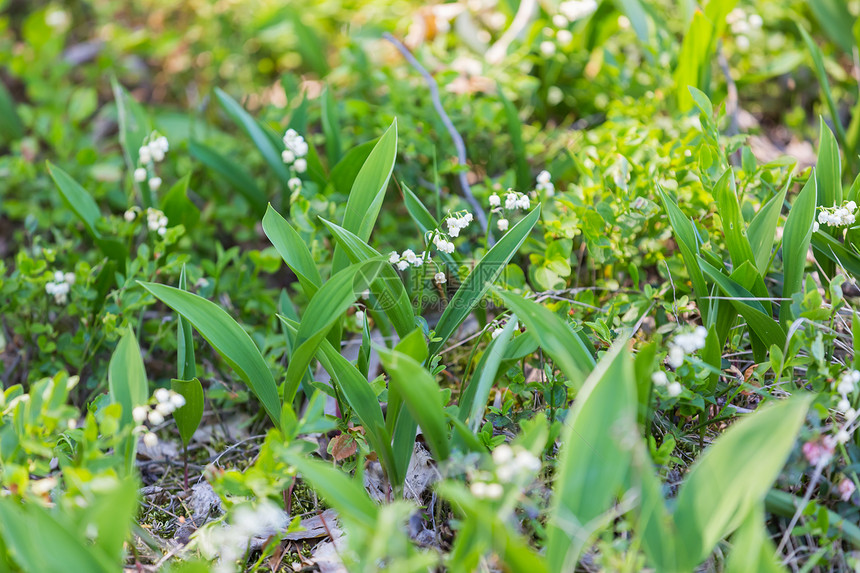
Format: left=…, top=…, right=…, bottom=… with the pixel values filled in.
left=328, top=139, right=377, bottom=196
left=0, top=81, right=23, bottom=142
left=111, top=78, right=151, bottom=169
left=809, top=0, right=856, bottom=56
left=319, top=218, right=414, bottom=338
left=659, top=186, right=710, bottom=323
left=546, top=338, right=637, bottom=571
left=331, top=120, right=398, bottom=273
left=713, top=169, right=755, bottom=270
left=214, top=88, right=292, bottom=187
left=282, top=454, right=378, bottom=528
left=262, top=204, right=322, bottom=298
left=428, top=205, right=541, bottom=355
left=458, top=316, right=517, bottom=432
left=747, top=178, right=788, bottom=274
left=498, top=87, right=530, bottom=191
left=724, top=506, right=787, bottom=573
left=780, top=174, right=817, bottom=325
left=673, top=396, right=812, bottom=570
left=320, top=86, right=342, bottom=165
left=284, top=261, right=384, bottom=403
left=496, top=291, right=594, bottom=389
left=278, top=315, right=399, bottom=482
left=47, top=161, right=103, bottom=239
left=161, top=174, right=200, bottom=231
left=108, top=329, right=148, bottom=427
left=188, top=139, right=267, bottom=217
left=47, top=162, right=128, bottom=265
left=798, top=24, right=847, bottom=149
left=816, top=119, right=842, bottom=207
left=377, top=343, right=451, bottom=462
left=177, top=265, right=196, bottom=380
left=139, top=282, right=281, bottom=425
left=171, top=378, right=204, bottom=448
left=811, top=230, right=860, bottom=278
left=0, top=499, right=116, bottom=573
left=699, top=258, right=786, bottom=348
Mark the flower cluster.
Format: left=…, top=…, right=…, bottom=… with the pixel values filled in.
left=802, top=436, right=836, bottom=466
left=667, top=326, right=707, bottom=369
left=727, top=8, right=763, bottom=52
left=388, top=249, right=427, bottom=271
left=558, top=0, right=597, bottom=22
left=132, top=388, right=187, bottom=447
left=45, top=271, right=75, bottom=305
left=134, top=133, right=169, bottom=191
left=492, top=444, right=541, bottom=482
left=432, top=233, right=456, bottom=254
left=145, top=208, right=169, bottom=236
left=835, top=370, right=859, bottom=415
left=651, top=370, right=682, bottom=398
left=490, top=317, right=517, bottom=339
left=281, top=128, right=308, bottom=174
left=446, top=212, right=474, bottom=237
left=489, top=190, right=531, bottom=233
left=815, top=201, right=857, bottom=231
left=535, top=170, right=555, bottom=195
left=470, top=481, right=503, bottom=499
left=199, top=502, right=286, bottom=573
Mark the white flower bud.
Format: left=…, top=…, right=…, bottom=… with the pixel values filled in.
left=134, top=168, right=147, bottom=182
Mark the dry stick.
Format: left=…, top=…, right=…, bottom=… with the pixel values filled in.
left=382, top=32, right=491, bottom=240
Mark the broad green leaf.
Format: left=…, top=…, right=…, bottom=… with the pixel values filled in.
left=0, top=499, right=116, bottom=573
left=377, top=343, right=451, bottom=462
left=47, top=162, right=128, bottom=264
left=614, top=0, right=650, bottom=45
left=798, top=25, right=847, bottom=148
left=139, top=282, right=281, bottom=425
left=816, top=119, right=842, bottom=207
left=262, top=204, right=322, bottom=298
left=402, top=182, right=440, bottom=236
left=699, top=258, right=786, bottom=348
left=546, top=338, right=637, bottom=571
left=631, top=441, right=679, bottom=572
left=659, top=186, right=710, bottom=323
left=811, top=230, right=860, bottom=278
left=171, top=378, right=204, bottom=448
left=713, top=169, right=755, bottom=270
left=332, top=120, right=398, bottom=273
left=428, top=205, right=541, bottom=355
left=439, top=482, right=549, bottom=573
left=496, top=290, right=594, bottom=389
left=809, top=0, right=855, bottom=56
left=459, top=316, right=517, bottom=431
left=0, top=81, right=23, bottom=142
left=673, top=396, right=812, bottom=570
left=176, top=265, right=197, bottom=380
left=282, top=454, right=378, bottom=528
left=328, top=139, right=377, bottom=196
left=498, top=86, right=530, bottom=191
left=111, top=78, right=150, bottom=169
left=319, top=218, right=414, bottom=337
left=278, top=314, right=399, bottom=485
left=320, top=86, right=342, bottom=164
left=108, top=329, right=148, bottom=427
left=47, top=161, right=103, bottom=239
left=747, top=178, right=788, bottom=273
left=161, top=174, right=200, bottom=231
left=284, top=261, right=384, bottom=402
left=724, top=506, right=787, bottom=573
left=188, top=139, right=267, bottom=216
left=780, top=174, right=817, bottom=325
left=214, top=88, right=292, bottom=187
